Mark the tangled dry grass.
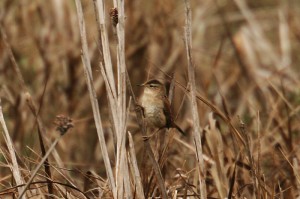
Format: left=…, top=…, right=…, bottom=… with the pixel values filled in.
left=1, top=0, right=300, bottom=198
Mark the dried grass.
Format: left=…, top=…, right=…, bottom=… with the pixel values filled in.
left=1, top=0, right=300, bottom=198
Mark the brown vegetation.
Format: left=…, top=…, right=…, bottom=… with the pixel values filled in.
left=0, top=0, right=300, bottom=198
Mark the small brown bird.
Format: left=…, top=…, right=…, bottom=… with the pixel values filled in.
left=138, top=79, right=185, bottom=137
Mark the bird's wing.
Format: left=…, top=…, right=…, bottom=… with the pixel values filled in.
left=163, top=96, right=185, bottom=135
left=163, top=95, right=173, bottom=128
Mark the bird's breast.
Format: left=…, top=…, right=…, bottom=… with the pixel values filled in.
left=140, top=94, right=166, bottom=128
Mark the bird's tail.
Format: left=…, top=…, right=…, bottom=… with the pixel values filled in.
left=173, top=123, right=185, bottom=136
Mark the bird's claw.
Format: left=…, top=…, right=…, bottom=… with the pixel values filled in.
left=135, top=104, right=145, bottom=117
left=142, top=130, right=158, bottom=141
left=142, top=135, right=152, bottom=141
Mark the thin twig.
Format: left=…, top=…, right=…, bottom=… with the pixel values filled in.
left=0, top=180, right=90, bottom=198
left=17, top=135, right=62, bottom=199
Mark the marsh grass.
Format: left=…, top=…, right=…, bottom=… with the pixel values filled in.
left=1, top=0, right=300, bottom=198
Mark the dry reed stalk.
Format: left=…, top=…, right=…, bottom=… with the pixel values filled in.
left=93, top=0, right=119, bottom=144
left=98, top=62, right=127, bottom=197
left=183, top=0, right=206, bottom=198
left=93, top=0, right=116, bottom=97
left=74, top=0, right=116, bottom=198
left=128, top=132, right=145, bottom=199
left=111, top=0, right=130, bottom=198
left=117, top=97, right=132, bottom=198
left=0, top=99, right=25, bottom=197
left=94, top=0, right=167, bottom=196
left=99, top=59, right=133, bottom=197
left=93, top=0, right=130, bottom=196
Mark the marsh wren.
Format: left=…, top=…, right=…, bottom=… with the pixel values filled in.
left=139, top=79, right=184, bottom=136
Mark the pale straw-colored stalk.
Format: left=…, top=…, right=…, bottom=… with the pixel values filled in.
left=183, top=0, right=207, bottom=198
left=0, top=99, right=25, bottom=197
left=128, top=132, right=145, bottom=199
left=111, top=0, right=130, bottom=198
left=74, top=0, right=117, bottom=198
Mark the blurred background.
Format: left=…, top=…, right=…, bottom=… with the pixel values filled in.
left=1, top=0, right=300, bottom=198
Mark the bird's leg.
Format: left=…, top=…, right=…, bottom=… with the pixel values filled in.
left=142, top=129, right=160, bottom=141
left=135, top=104, right=145, bottom=117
